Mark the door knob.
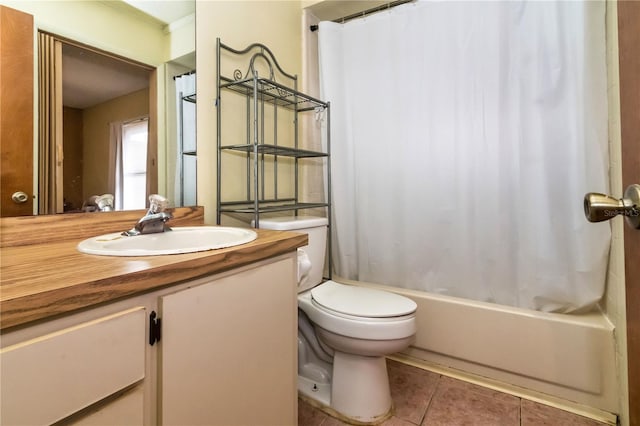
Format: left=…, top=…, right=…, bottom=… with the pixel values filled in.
left=11, top=191, right=30, bottom=204
left=584, top=184, right=640, bottom=229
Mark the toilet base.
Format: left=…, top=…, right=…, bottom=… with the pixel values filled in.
left=331, top=352, right=393, bottom=423
left=298, top=375, right=331, bottom=407
left=298, top=353, right=394, bottom=424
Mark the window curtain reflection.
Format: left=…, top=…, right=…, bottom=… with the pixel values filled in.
left=37, top=32, right=63, bottom=214
left=108, top=121, right=124, bottom=210
left=109, top=118, right=149, bottom=210
left=174, top=72, right=196, bottom=207
left=121, top=118, right=148, bottom=210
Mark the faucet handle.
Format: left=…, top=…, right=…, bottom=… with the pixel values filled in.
left=148, top=194, right=169, bottom=214
left=95, top=194, right=114, bottom=212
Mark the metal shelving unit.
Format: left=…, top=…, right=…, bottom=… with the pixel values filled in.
left=216, top=38, right=331, bottom=278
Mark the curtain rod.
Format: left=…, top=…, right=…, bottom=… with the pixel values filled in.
left=173, top=70, right=196, bottom=80
left=310, top=0, right=414, bottom=32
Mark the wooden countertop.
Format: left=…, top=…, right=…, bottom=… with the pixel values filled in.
left=0, top=208, right=307, bottom=331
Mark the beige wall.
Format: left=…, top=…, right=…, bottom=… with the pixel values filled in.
left=82, top=89, right=149, bottom=200
left=196, top=1, right=303, bottom=224
left=168, top=14, right=196, bottom=63
left=0, top=0, right=167, bottom=66
left=62, top=107, right=83, bottom=211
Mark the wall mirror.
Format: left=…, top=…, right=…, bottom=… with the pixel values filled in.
left=0, top=0, right=195, bottom=216
left=58, top=40, right=155, bottom=213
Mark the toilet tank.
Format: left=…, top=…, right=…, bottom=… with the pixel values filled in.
left=254, top=216, right=328, bottom=292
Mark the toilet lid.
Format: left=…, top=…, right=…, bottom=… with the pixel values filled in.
left=310, top=281, right=417, bottom=318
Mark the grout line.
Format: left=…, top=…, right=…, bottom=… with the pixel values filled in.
left=519, top=398, right=523, bottom=426
left=419, top=374, right=442, bottom=425
left=388, top=354, right=617, bottom=426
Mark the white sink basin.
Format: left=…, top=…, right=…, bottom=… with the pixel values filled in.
left=77, top=226, right=258, bottom=256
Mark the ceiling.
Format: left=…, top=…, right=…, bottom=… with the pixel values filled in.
left=122, top=0, right=195, bottom=24
left=62, top=44, right=152, bottom=109
left=62, top=1, right=195, bottom=110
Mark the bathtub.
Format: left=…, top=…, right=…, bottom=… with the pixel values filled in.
left=337, top=277, right=618, bottom=423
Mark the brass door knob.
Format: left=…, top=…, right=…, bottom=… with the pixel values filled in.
left=584, top=184, right=640, bottom=229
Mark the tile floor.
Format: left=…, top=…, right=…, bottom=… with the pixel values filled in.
left=298, top=359, right=610, bottom=426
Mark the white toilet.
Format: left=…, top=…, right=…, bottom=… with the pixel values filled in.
left=257, top=216, right=417, bottom=424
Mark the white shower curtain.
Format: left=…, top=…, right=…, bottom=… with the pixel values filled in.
left=318, top=0, right=611, bottom=313
left=174, top=72, right=197, bottom=207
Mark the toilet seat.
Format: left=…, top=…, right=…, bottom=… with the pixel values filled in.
left=298, top=281, right=417, bottom=341
left=311, top=281, right=417, bottom=318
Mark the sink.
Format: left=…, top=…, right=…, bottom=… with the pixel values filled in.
left=77, top=226, right=258, bottom=256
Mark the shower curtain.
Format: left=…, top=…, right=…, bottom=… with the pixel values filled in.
left=318, top=0, right=610, bottom=313
left=174, top=73, right=197, bottom=207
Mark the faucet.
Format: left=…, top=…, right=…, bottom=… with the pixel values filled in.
left=122, top=195, right=173, bottom=236
left=84, top=194, right=114, bottom=212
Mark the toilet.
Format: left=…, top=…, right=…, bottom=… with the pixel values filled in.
left=256, top=216, right=417, bottom=424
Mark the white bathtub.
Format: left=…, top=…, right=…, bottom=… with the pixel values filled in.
left=337, top=277, right=618, bottom=422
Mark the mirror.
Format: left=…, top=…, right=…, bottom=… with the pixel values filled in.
left=61, top=43, right=154, bottom=212
left=63, top=0, right=196, bottom=213
left=5, top=0, right=195, bottom=215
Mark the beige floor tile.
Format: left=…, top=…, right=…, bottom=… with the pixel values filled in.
left=380, top=416, right=422, bottom=426
left=520, top=399, right=608, bottom=426
left=299, top=362, right=609, bottom=426
left=421, top=376, right=520, bottom=426
left=387, top=359, right=440, bottom=424
left=320, top=416, right=351, bottom=426
left=299, top=398, right=330, bottom=426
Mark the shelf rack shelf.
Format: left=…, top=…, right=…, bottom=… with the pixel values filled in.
left=220, top=143, right=328, bottom=158
left=219, top=76, right=327, bottom=112
left=219, top=201, right=330, bottom=214
left=216, top=38, right=332, bottom=279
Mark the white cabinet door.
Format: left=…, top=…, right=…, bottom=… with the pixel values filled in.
left=0, top=307, right=146, bottom=425
left=159, top=256, right=297, bottom=426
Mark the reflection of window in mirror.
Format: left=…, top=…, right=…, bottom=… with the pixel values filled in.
left=114, top=117, right=149, bottom=210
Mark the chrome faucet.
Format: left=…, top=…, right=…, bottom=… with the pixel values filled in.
left=122, top=195, right=173, bottom=236
left=84, top=194, right=114, bottom=212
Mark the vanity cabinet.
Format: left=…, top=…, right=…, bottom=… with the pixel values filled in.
left=0, top=253, right=298, bottom=426
left=159, top=255, right=297, bottom=425
left=0, top=307, right=147, bottom=425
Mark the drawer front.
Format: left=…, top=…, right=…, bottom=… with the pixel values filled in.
left=67, top=384, right=145, bottom=426
left=1, top=307, right=146, bottom=425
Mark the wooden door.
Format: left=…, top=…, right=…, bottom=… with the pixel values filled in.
left=0, top=6, right=34, bottom=217
left=618, top=2, right=640, bottom=425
